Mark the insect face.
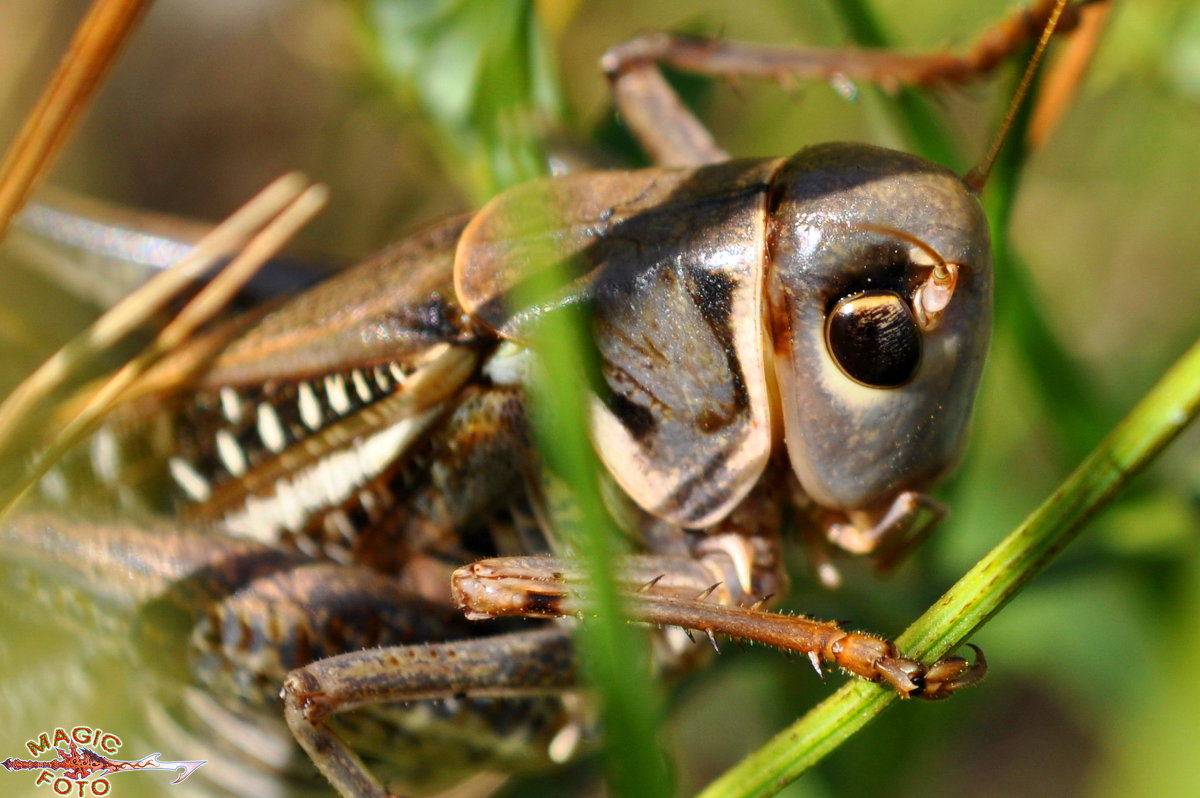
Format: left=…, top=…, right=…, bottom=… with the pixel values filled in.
left=766, top=142, right=992, bottom=513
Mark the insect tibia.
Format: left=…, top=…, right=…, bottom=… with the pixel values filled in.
left=452, top=555, right=987, bottom=698
left=619, top=599, right=986, bottom=699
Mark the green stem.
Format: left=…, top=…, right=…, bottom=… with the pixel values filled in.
left=512, top=183, right=673, bottom=798
left=696, top=334, right=1200, bottom=798
left=527, top=303, right=674, bottom=798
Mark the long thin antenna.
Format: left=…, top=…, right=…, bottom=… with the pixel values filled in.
left=963, top=0, right=1070, bottom=194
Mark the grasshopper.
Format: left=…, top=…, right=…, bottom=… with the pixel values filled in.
left=1, top=1, right=1160, bottom=797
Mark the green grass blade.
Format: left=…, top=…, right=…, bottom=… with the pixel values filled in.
left=525, top=302, right=675, bottom=798
left=352, top=0, right=565, bottom=198
left=509, top=187, right=674, bottom=798
left=353, top=5, right=669, bottom=795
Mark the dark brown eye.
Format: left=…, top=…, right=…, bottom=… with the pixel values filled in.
left=825, top=291, right=921, bottom=388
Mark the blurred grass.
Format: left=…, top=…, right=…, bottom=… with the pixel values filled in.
left=351, top=3, right=670, bottom=795
left=1, top=1, right=1199, bottom=798
left=350, top=0, right=565, bottom=201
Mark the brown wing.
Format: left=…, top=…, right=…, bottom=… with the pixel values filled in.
left=84, top=215, right=484, bottom=554
left=197, top=213, right=477, bottom=386
left=120, top=213, right=478, bottom=402
left=456, top=159, right=781, bottom=528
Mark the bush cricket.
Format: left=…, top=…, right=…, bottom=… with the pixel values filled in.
left=2, top=4, right=1200, bottom=796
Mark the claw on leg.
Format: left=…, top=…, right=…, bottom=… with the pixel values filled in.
left=873, top=643, right=987, bottom=700
left=915, top=644, right=988, bottom=700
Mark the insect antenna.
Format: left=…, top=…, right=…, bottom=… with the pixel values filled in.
left=963, top=0, right=1071, bottom=193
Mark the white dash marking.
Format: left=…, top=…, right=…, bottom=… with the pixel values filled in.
left=359, top=487, right=381, bottom=522
left=219, top=387, right=243, bottom=424
left=373, top=365, right=391, bottom=391
left=404, top=702, right=433, bottom=730
left=351, top=369, right=372, bottom=402
left=293, top=533, right=320, bottom=557
left=271, top=476, right=306, bottom=532
left=326, top=510, right=356, bottom=544
left=169, top=457, right=212, bottom=502
left=226, top=496, right=283, bottom=545
left=325, top=374, right=352, bottom=416
left=221, top=409, right=439, bottom=546
left=298, top=381, right=323, bottom=430
left=39, top=468, right=69, bottom=504
left=216, top=429, right=248, bottom=477
left=324, top=540, right=352, bottom=565
left=256, top=402, right=287, bottom=453
left=89, top=426, right=120, bottom=485
left=548, top=722, right=583, bottom=764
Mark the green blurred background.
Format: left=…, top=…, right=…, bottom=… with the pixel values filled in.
left=1, top=1, right=1199, bottom=797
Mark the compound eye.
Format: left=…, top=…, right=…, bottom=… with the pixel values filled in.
left=825, top=291, right=921, bottom=388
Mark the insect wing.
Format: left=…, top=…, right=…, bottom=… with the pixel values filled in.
left=69, top=215, right=484, bottom=557
left=457, top=159, right=781, bottom=527
left=192, top=215, right=476, bottom=388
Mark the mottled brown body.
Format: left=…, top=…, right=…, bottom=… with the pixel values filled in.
left=7, top=150, right=985, bottom=797
left=0, top=3, right=1086, bottom=797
